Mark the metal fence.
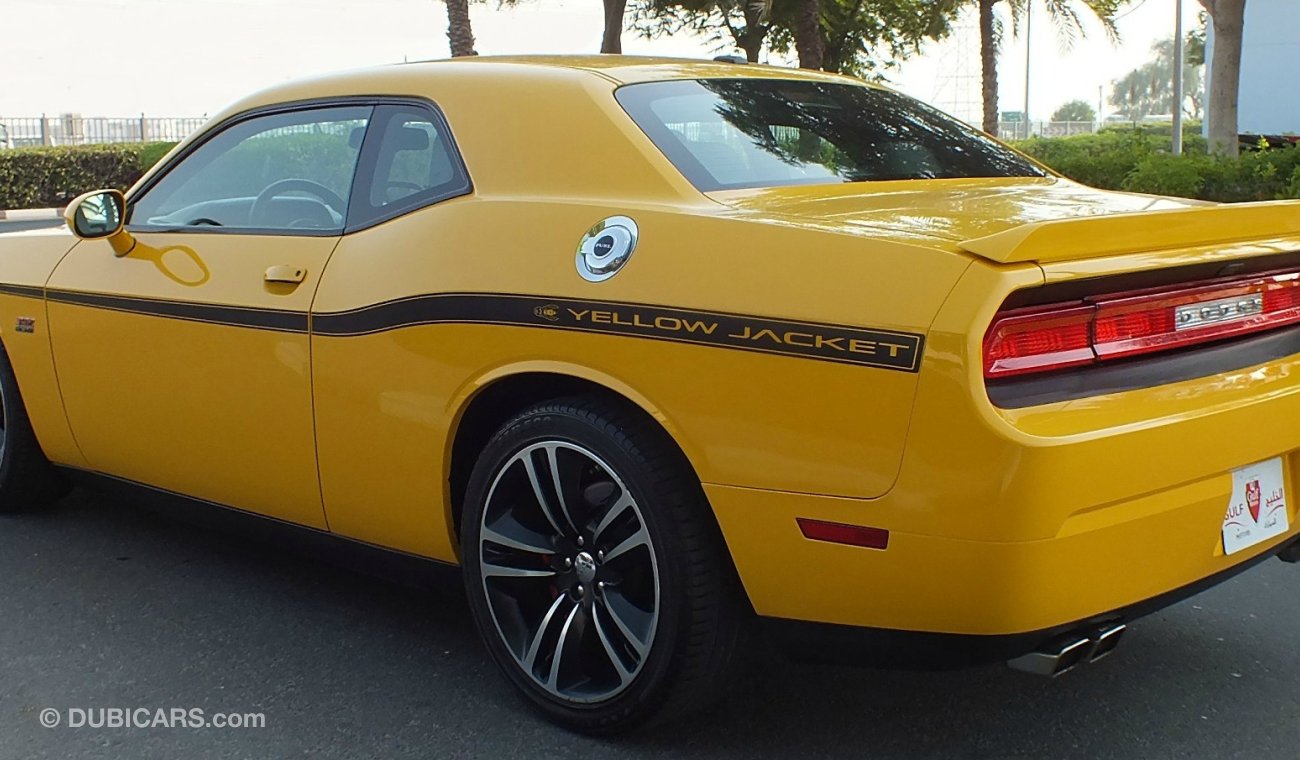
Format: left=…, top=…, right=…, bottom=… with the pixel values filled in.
left=0, top=115, right=207, bottom=149
left=993, top=120, right=1192, bottom=140
left=995, top=120, right=1105, bottom=140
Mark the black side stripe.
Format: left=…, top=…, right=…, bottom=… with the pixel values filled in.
left=0, top=283, right=46, bottom=299
left=10, top=286, right=925, bottom=372
left=313, top=293, right=924, bottom=372
left=44, top=289, right=309, bottom=333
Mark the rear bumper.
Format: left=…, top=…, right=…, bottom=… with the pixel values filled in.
left=705, top=446, right=1300, bottom=637
left=758, top=535, right=1298, bottom=669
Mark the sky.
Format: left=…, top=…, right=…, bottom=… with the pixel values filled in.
left=0, top=0, right=1197, bottom=124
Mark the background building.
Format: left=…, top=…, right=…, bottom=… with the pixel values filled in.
left=1207, top=0, right=1300, bottom=135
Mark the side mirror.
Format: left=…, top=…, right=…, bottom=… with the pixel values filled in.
left=64, top=189, right=135, bottom=256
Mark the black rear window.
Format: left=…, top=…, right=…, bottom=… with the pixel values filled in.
left=616, top=79, right=1047, bottom=192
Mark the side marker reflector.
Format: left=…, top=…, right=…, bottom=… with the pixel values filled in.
left=796, top=518, right=890, bottom=550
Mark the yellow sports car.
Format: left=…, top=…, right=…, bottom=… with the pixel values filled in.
left=2, top=55, right=1298, bottom=733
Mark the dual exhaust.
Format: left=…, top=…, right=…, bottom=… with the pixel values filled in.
left=1007, top=624, right=1126, bottom=678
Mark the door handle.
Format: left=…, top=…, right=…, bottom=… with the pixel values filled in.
left=264, top=265, right=306, bottom=284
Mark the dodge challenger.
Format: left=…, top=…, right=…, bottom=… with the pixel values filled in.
left=1, top=56, right=1298, bottom=733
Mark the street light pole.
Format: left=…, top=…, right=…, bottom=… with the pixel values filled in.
left=1024, top=0, right=1033, bottom=139
left=1173, top=0, right=1184, bottom=155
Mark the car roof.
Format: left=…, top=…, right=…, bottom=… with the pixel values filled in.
left=151, top=56, right=886, bottom=207
left=205, top=55, right=881, bottom=144
left=399, top=55, right=872, bottom=86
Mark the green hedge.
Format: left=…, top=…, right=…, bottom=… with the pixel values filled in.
left=1016, top=129, right=1300, bottom=202
left=0, top=142, right=176, bottom=210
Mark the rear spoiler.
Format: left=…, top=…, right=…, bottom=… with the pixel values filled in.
left=958, top=200, right=1300, bottom=265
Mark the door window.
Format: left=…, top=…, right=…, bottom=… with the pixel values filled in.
left=347, top=104, right=470, bottom=230
left=129, top=106, right=372, bottom=233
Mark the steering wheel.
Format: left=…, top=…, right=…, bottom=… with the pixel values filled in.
left=249, top=179, right=346, bottom=227
left=381, top=180, right=425, bottom=203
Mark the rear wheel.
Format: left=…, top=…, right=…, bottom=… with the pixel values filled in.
left=460, top=397, right=746, bottom=734
left=0, top=345, right=64, bottom=512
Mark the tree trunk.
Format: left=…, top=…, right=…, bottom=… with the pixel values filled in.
left=1201, top=0, right=1246, bottom=156
left=445, top=0, right=477, bottom=58
left=737, top=4, right=767, bottom=62
left=821, top=45, right=844, bottom=74
left=739, top=30, right=765, bottom=62
left=979, top=0, right=999, bottom=136
left=793, top=0, right=824, bottom=70
left=601, top=0, right=627, bottom=54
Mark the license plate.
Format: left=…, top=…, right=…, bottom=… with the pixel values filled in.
left=1222, top=457, right=1291, bottom=555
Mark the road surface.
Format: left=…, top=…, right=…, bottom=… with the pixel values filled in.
left=1, top=487, right=1298, bottom=759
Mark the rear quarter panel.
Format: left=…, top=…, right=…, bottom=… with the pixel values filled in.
left=309, top=197, right=969, bottom=560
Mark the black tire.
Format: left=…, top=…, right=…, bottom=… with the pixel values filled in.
left=0, top=344, right=65, bottom=512
left=460, top=396, right=747, bottom=734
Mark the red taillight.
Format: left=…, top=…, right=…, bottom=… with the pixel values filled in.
left=796, top=518, right=890, bottom=550
left=982, top=304, right=1094, bottom=378
left=984, top=269, right=1300, bottom=379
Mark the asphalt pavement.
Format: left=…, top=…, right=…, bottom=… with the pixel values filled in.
left=2, top=486, right=1299, bottom=760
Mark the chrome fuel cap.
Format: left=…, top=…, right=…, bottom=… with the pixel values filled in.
left=576, top=216, right=638, bottom=282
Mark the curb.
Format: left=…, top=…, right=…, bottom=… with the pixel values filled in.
left=0, top=208, right=63, bottom=221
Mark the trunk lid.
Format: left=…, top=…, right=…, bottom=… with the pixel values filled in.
left=711, top=177, right=1300, bottom=264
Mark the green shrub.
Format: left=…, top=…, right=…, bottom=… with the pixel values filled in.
left=1016, top=130, right=1159, bottom=190
left=138, top=141, right=177, bottom=172
left=1121, top=153, right=1208, bottom=198
left=1017, top=128, right=1300, bottom=203
left=1287, top=167, right=1300, bottom=199
left=0, top=141, right=176, bottom=209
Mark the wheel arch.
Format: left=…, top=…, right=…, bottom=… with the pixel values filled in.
left=444, top=363, right=704, bottom=541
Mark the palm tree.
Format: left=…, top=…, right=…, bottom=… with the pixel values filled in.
left=977, top=0, right=1123, bottom=136
left=603, top=0, right=629, bottom=52
left=445, top=0, right=478, bottom=57
left=792, top=0, right=825, bottom=68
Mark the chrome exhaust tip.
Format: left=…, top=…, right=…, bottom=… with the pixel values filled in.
left=1089, top=624, right=1126, bottom=663
left=1007, top=623, right=1126, bottom=677
left=1007, top=636, right=1094, bottom=678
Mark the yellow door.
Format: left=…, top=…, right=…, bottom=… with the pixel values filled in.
left=46, top=104, right=373, bottom=527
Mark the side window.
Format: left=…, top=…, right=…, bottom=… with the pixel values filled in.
left=129, top=106, right=372, bottom=233
left=348, top=104, right=470, bottom=230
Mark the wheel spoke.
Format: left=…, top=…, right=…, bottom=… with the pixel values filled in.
left=545, top=602, right=582, bottom=691
left=481, top=562, right=556, bottom=579
left=521, top=594, right=571, bottom=673
left=545, top=445, right=580, bottom=533
left=597, top=591, right=650, bottom=658
left=592, top=603, right=634, bottom=685
left=602, top=525, right=650, bottom=563
left=481, top=522, right=553, bottom=555
left=591, top=492, right=635, bottom=543
left=522, top=451, right=575, bottom=537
